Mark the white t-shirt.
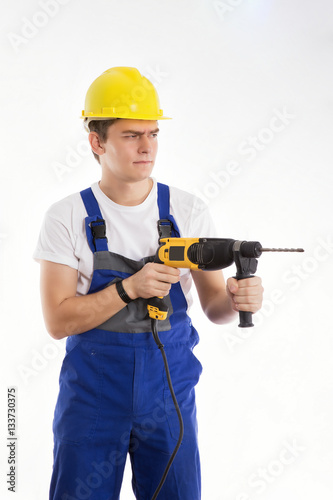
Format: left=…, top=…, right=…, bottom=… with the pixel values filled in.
left=33, top=178, right=216, bottom=309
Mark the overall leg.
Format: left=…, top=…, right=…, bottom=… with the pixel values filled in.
left=49, top=340, right=135, bottom=500
left=51, top=438, right=130, bottom=500
left=129, top=343, right=202, bottom=500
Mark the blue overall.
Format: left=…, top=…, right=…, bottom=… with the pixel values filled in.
left=49, top=183, right=202, bottom=500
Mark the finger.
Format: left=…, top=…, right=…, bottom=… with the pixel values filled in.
left=158, top=273, right=180, bottom=285
left=152, top=266, right=180, bottom=284
left=153, top=283, right=172, bottom=297
left=232, top=292, right=263, bottom=313
left=236, top=277, right=262, bottom=288
left=234, top=286, right=264, bottom=298
left=234, top=302, right=261, bottom=313
left=154, top=264, right=180, bottom=277
left=227, top=277, right=238, bottom=294
left=234, top=278, right=263, bottom=296
left=233, top=294, right=262, bottom=305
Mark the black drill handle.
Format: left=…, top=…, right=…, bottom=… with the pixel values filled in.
left=239, top=311, right=254, bottom=328
left=233, top=241, right=259, bottom=328
left=234, top=274, right=256, bottom=328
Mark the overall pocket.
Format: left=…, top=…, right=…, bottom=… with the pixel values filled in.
left=163, top=344, right=203, bottom=441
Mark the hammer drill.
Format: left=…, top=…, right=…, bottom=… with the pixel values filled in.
left=148, top=237, right=304, bottom=327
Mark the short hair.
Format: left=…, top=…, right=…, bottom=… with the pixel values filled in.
left=84, top=118, right=118, bottom=164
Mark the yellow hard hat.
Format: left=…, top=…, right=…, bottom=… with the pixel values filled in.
left=81, top=67, right=171, bottom=121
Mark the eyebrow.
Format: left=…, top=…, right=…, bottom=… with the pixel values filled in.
left=121, top=128, right=160, bottom=135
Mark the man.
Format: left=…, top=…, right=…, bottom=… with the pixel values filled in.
left=34, top=67, right=263, bottom=500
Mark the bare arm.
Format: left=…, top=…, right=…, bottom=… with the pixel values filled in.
left=192, top=269, right=263, bottom=325
left=191, top=269, right=237, bottom=324
left=40, top=261, right=127, bottom=339
left=40, top=260, right=180, bottom=340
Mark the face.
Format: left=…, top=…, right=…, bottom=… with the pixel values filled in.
left=97, top=119, right=159, bottom=183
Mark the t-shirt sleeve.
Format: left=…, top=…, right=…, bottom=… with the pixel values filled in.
left=33, top=209, right=79, bottom=270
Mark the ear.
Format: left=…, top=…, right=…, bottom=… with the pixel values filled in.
left=88, top=132, right=105, bottom=157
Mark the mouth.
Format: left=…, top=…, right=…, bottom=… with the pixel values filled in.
left=133, top=160, right=153, bottom=164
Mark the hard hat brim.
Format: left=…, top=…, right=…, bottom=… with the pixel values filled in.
left=81, top=111, right=171, bottom=120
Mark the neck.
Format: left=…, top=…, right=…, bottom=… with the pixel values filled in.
left=99, top=176, right=153, bottom=206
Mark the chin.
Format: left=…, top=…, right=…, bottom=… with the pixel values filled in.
left=132, top=164, right=154, bottom=177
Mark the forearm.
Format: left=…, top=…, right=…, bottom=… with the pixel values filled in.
left=202, top=289, right=237, bottom=325
left=192, top=269, right=237, bottom=325
left=46, top=283, right=127, bottom=339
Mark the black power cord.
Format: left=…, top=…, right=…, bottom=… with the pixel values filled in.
left=150, top=318, right=184, bottom=500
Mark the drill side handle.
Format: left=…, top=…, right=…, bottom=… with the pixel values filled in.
left=234, top=275, right=255, bottom=328
left=239, top=311, right=254, bottom=328
left=233, top=242, right=259, bottom=328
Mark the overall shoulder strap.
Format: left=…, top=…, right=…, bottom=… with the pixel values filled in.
left=157, top=183, right=180, bottom=239
left=80, top=187, right=109, bottom=253
left=80, top=187, right=103, bottom=218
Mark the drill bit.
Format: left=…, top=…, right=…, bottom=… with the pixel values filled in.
left=261, top=248, right=304, bottom=252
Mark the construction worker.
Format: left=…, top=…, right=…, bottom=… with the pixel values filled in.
left=34, top=67, right=263, bottom=500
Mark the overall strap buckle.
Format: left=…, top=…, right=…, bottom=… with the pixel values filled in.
left=90, top=219, right=108, bottom=249
left=157, top=219, right=173, bottom=242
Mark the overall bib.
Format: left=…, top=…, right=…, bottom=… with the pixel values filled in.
left=50, top=183, right=202, bottom=500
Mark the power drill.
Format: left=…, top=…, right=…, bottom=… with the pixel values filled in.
left=148, top=237, right=304, bottom=327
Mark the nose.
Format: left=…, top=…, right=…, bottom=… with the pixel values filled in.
left=138, top=134, right=152, bottom=154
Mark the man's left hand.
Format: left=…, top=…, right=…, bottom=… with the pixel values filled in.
left=226, top=277, right=264, bottom=313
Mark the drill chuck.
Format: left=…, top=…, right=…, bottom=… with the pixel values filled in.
left=236, top=241, right=263, bottom=258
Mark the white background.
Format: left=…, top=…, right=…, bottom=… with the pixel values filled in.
left=1, top=0, right=333, bottom=498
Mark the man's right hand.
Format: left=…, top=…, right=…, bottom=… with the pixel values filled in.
left=124, top=262, right=180, bottom=300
